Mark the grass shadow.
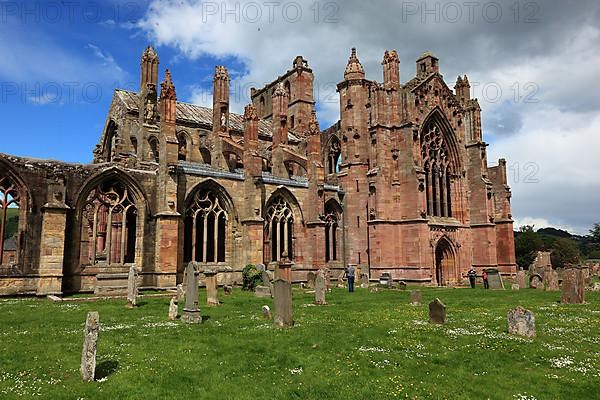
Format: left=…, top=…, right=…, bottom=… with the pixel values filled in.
left=95, top=360, right=119, bottom=380
left=202, top=315, right=211, bottom=323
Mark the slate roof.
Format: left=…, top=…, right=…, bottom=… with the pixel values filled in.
left=114, top=90, right=300, bottom=143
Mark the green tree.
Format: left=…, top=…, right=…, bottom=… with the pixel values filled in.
left=550, top=237, right=581, bottom=268
left=514, top=225, right=544, bottom=268
left=589, top=223, right=600, bottom=244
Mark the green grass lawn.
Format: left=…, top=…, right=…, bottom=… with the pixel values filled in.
left=1, top=287, right=598, bottom=399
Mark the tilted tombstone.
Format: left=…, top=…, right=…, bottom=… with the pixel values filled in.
left=507, top=306, right=536, bottom=338
left=511, top=283, right=520, bottom=291
left=516, top=270, right=527, bottom=289
left=429, top=298, right=446, bottom=324
left=262, top=305, right=271, bottom=319
left=273, top=279, right=294, bottom=328
left=379, top=272, right=392, bottom=288
left=256, top=263, right=266, bottom=272
left=81, top=311, right=100, bottom=382
left=223, top=285, right=233, bottom=295
left=177, top=284, right=185, bottom=303
left=410, top=290, right=422, bottom=306
left=485, top=268, right=504, bottom=289
left=360, top=273, right=369, bottom=288
left=181, top=263, right=201, bottom=323
left=204, top=269, right=219, bottom=306
left=398, top=281, right=407, bottom=290
left=262, top=270, right=273, bottom=290
left=126, top=265, right=138, bottom=308
left=306, top=271, right=316, bottom=289
left=561, top=267, right=585, bottom=304
left=168, top=296, right=178, bottom=321
left=254, top=285, right=271, bottom=298
left=315, top=270, right=327, bottom=305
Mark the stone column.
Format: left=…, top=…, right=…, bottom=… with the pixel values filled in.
left=204, top=269, right=219, bottom=306
left=37, top=202, right=69, bottom=295
left=181, top=263, right=201, bottom=323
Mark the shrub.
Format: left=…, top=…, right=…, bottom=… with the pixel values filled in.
left=242, top=264, right=261, bottom=291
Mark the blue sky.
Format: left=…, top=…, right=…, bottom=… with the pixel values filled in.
left=1, top=0, right=599, bottom=234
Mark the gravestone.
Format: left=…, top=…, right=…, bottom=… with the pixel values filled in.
left=410, top=290, right=421, bottom=306
left=256, top=263, right=266, bottom=272
left=273, top=279, right=293, bottom=328
left=181, top=263, right=201, bottom=324
left=561, top=267, right=585, bottom=304
left=545, top=269, right=559, bottom=291
left=429, top=298, right=446, bottom=324
left=507, top=306, right=536, bottom=338
left=81, top=311, right=100, bottom=382
left=204, top=269, right=219, bottom=306
left=262, top=270, right=273, bottom=290
left=516, top=270, right=527, bottom=289
left=322, top=267, right=331, bottom=290
left=276, top=259, right=293, bottom=283
left=529, top=274, right=543, bottom=289
left=315, top=270, right=327, bottom=305
left=177, top=284, right=185, bottom=303
left=511, top=283, right=520, bottom=291
left=254, top=285, right=271, bottom=298
left=485, top=268, right=504, bottom=289
left=262, top=305, right=271, bottom=319
left=379, top=272, right=392, bottom=288
left=126, top=265, right=138, bottom=308
left=337, top=271, right=346, bottom=287
left=168, top=296, right=178, bottom=321
left=306, top=271, right=316, bottom=289
left=370, top=287, right=379, bottom=293
left=398, top=281, right=407, bottom=290
left=590, top=282, right=600, bottom=292
left=360, top=273, right=369, bottom=288
left=223, top=285, right=232, bottom=295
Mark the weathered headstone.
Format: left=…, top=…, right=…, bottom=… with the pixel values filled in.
left=485, top=268, right=504, bottom=289
left=369, top=287, right=379, bottom=293
left=306, top=271, right=316, bottom=289
left=529, top=274, right=543, bottom=289
left=273, top=279, right=293, bottom=328
left=379, top=272, right=392, bottom=288
left=223, top=285, right=233, bottom=295
left=398, top=281, right=407, bottom=290
left=204, top=269, right=219, bottom=306
left=181, top=263, right=201, bottom=323
left=507, top=306, right=536, bottom=338
left=126, top=265, right=138, bottom=308
left=429, top=298, right=446, bottom=324
left=544, top=268, right=559, bottom=291
left=262, top=305, right=271, bottom=320
left=168, top=296, right=178, bottom=321
left=511, top=283, right=520, bottom=291
left=315, top=270, right=327, bottom=305
left=360, top=273, right=369, bottom=288
left=276, top=259, right=293, bottom=283
left=256, top=263, right=266, bottom=272
left=81, top=311, right=100, bottom=382
left=561, top=267, right=585, bottom=304
left=516, top=270, right=527, bottom=289
left=262, top=270, right=273, bottom=289
left=410, top=290, right=422, bottom=306
left=177, top=284, right=185, bottom=302
left=254, top=285, right=271, bottom=298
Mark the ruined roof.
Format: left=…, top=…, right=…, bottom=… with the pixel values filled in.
left=115, top=90, right=300, bottom=143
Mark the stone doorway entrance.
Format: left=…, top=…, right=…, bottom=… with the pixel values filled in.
left=435, top=238, right=455, bottom=286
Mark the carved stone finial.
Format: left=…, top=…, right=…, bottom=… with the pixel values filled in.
left=344, top=48, right=365, bottom=80
left=214, top=65, right=229, bottom=81
left=142, top=45, right=158, bottom=63
left=307, top=109, right=320, bottom=135
left=244, top=104, right=259, bottom=121
left=382, top=49, right=399, bottom=65
left=273, top=82, right=288, bottom=98
left=160, top=69, right=176, bottom=101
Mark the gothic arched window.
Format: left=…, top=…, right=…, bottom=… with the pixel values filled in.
left=148, top=137, right=159, bottom=163
left=265, top=196, right=294, bottom=262
left=81, top=180, right=137, bottom=265
left=324, top=203, right=340, bottom=262
left=177, top=133, right=188, bottom=161
left=184, top=189, right=228, bottom=263
left=0, top=176, right=21, bottom=265
left=421, top=123, right=454, bottom=217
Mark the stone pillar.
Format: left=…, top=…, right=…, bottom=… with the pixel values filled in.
left=275, top=259, right=293, bottom=283
left=204, top=269, right=219, bottom=306
left=37, top=202, right=69, bottom=295
left=81, top=311, right=100, bottom=382
left=126, top=265, right=139, bottom=308
left=314, top=269, right=327, bottom=305
left=273, top=279, right=293, bottom=328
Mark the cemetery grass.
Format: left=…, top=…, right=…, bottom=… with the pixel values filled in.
left=1, top=288, right=599, bottom=399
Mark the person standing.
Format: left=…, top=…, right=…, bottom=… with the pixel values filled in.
left=467, top=267, right=477, bottom=288
left=345, top=265, right=355, bottom=293
left=482, top=270, right=489, bottom=289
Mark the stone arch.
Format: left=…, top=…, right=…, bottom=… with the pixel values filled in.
left=183, top=179, right=238, bottom=267
left=0, top=162, right=30, bottom=267
left=148, top=134, right=160, bottom=163
left=199, top=147, right=212, bottom=164
left=434, top=236, right=456, bottom=286
left=71, top=168, right=148, bottom=288
left=177, top=130, right=192, bottom=161
left=101, top=120, right=118, bottom=162
left=325, top=135, right=342, bottom=175
left=263, top=187, right=303, bottom=263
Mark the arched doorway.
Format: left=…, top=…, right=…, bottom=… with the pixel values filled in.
left=435, top=238, right=455, bottom=286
